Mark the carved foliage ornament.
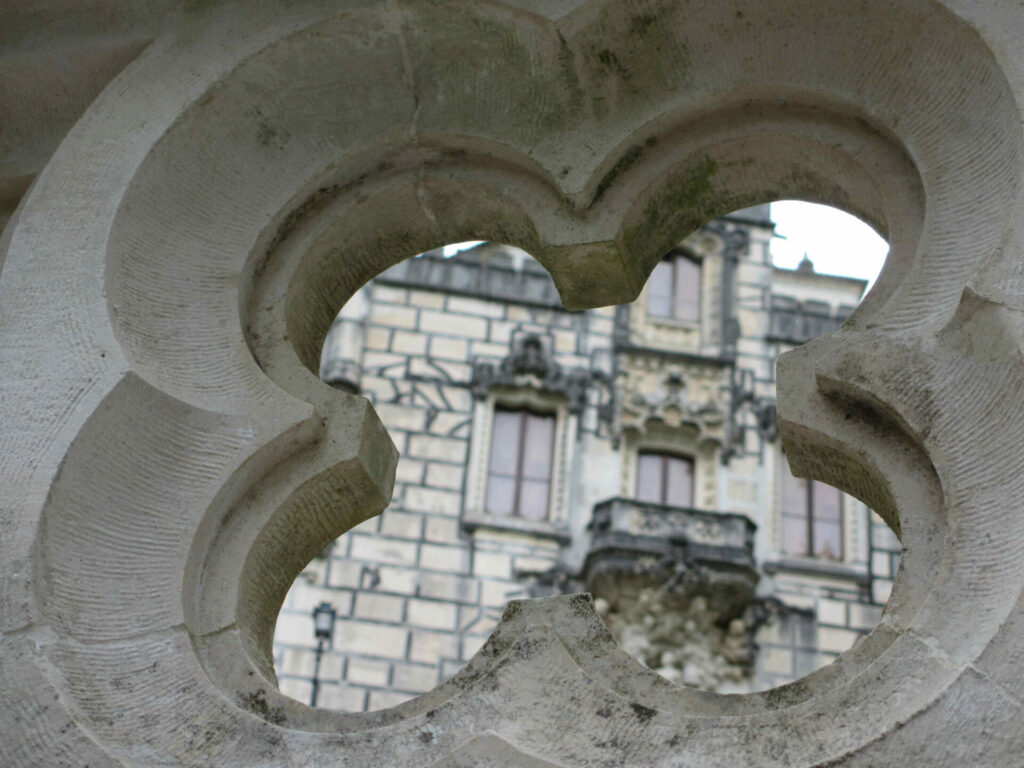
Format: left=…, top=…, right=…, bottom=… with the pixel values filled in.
left=593, top=592, right=752, bottom=692
left=616, top=363, right=728, bottom=442
left=2, top=0, right=1024, bottom=765
left=471, top=333, right=594, bottom=413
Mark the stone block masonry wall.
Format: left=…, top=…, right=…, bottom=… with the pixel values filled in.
left=753, top=511, right=898, bottom=690
left=869, top=512, right=902, bottom=605
left=753, top=577, right=884, bottom=690
left=274, top=276, right=614, bottom=711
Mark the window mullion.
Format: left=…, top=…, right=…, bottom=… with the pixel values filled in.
left=671, top=257, right=681, bottom=322
left=806, top=481, right=815, bottom=557
left=513, top=410, right=527, bottom=517
left=660, top=455, right=667, bottom=505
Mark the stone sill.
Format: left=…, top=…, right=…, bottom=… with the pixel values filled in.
left=614, top=341, right=735, bottom=367
left=461, top=514, right=572, bottom=545
left=763, top=557, right=870, bottom=585
left=647, top=316, right=701, bottom=331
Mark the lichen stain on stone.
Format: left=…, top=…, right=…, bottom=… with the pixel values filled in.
left=620, top=154, right=771, bottom=296
left=624, top=154, right=718, bottom=251
left=238, top=688, right=287, bottom=726
left=567, top=592, right=596, bottom=617
left=255, top=121, right=277, bottom=147
left=593, top=136, right=657, bottom=203
left=594, top=735, right=623, bottom=751
left=501, top=600, right=526, bottom=622
left=596, top=48, right=629, bottom=79
left=512, top=635, right=543, bottom=661
left=404, top=2, right=574, bottom=141
left=576, top=0, right=693, bottom=109
left=623, top=155, right=716, bottom=255
left=630, top=702, right=657, bottom=723
left=782, top=167, right=853, bottom=214
left=556, top=31, right=585, bottom=116
left=629, top=13, right=658, bottom=37
left=760, top=677, right=812, bottom=710
left=263, top=183, right=343, bottom=259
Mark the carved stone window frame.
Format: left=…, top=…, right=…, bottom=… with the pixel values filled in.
left=463, top=386, right=576, bottom=543
left=645, top=249, right=702, bottom=324
left=770, top=448, right=869, bottom=572
left=621, top=421, right=720, bottom=512
left=630, top=231, right=724, bottom=353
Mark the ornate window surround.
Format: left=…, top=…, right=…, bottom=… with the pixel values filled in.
left=768, top=449, right=869, bottom=573
left=463, top=334, right=589, bottom=542
left=646, top=250, right=702, bottom=323
left=635, top=451, right=695, bottom=507
left=780, top=462, right=844, bottom=561
left=620, top=421, right=720, bottom=512
left=629, top=231, right=723, bottom=354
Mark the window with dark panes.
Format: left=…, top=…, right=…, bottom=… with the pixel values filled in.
left=780, top=459, right=843, bottom=560
left=635, top=452, right=694, bottom=507
left=485, top=408, right=555, bottom=521
left=647, top=252, right=701, bottom=322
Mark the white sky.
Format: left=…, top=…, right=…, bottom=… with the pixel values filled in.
left=441, top=241, right=483, bottom=256
left=769, top=200, right=888, bottom=289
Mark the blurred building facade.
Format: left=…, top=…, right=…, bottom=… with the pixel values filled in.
left=272, top=206, right=901, bottom=711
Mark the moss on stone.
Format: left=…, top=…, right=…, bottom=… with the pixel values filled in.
left=593, top=136, right=657, bottom=203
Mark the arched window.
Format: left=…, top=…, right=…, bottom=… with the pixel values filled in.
left=647, top=252, right=701, bottom=323
left=635, top=451, right=694, bottom=507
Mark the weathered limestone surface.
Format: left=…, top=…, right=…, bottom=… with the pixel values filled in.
left=2, top=1, right=1024, bottom=764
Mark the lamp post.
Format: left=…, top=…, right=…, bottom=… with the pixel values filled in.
left=310, top=601, right=336, bottom=708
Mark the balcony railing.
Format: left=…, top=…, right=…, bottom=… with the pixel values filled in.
left=589, top=497, right=754, bottom=552
left=583, top=497, right=758, bottom=617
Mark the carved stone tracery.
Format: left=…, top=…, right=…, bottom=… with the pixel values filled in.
left=3, top=0, right=1024, bottom=765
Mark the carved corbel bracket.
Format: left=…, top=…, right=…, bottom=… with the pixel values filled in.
left=614, top=364, right=730, bottom=445
left=470, top=332, right=594, bottom=414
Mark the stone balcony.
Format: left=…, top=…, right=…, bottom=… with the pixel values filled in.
left=583, top=498, right=757, bottom=620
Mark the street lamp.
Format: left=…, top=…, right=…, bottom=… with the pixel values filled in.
left=310, top=601, right=336, bottom=708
